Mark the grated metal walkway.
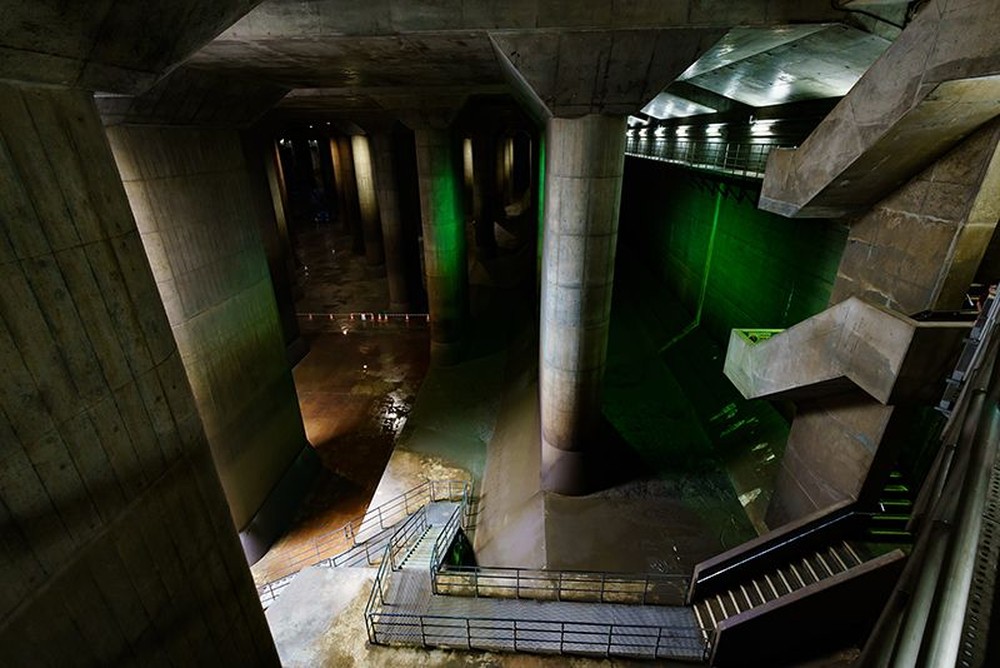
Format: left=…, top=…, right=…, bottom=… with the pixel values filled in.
left=369, top=502, right=707, bottom=661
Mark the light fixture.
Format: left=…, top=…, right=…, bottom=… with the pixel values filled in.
left=751, top=120, right=778, bottom=137
left=654, top=126, right=666, bottom=137
left=676, top=125, right=689, bottom=137
left=638, top=128, right=648, bottom=137
left=706, top=123, right=723, bottom=137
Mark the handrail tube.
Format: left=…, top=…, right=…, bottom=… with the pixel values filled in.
left=920, top=400, right=1000, bottom=664
left=433, top=564, right=688, bottom=606
left=861, top=341, right=1000, bottom=666
left=366, top=609, right=707, bottom=660
left=688, top=499, right=859, bottom=601
left=257, top=478, right=467, bottom=596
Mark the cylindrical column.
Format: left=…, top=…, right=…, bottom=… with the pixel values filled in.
left=351, top=134, right=385, bottom=268
left=370, top=131, right=411, bottom=312
left=337, top=135, right=365, bottom=255
left=328, top=137, right=350, bottom=232
left=540, top=114, right=626, bottom=495
left=413, top=126, right=468, bottom=365
left=0, top=82, right=277, bottom=665
left=472, top=131, right=499, bottom=258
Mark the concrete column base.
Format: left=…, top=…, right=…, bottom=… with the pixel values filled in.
left=541, top=441, right=591, bottom=495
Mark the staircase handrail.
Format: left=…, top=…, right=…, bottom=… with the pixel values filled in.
left=433, top=563, right=690, bottom=606
left=428, top=481, right=473, bottom=579
left=689, top=499, right=862, bottom=602
left=256, top=478, right=468, bottom=600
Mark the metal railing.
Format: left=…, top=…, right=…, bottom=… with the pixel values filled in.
left=363, top=480, right=710, bottom=660
left=256, top=479, right=467, bottom=604
left=433, top=566, right=689, bottom=606
left=297, top=311, right=430, bottom=324
left=625, top=136, right=787, bottom=179
left=365, top=505, right=432, bottom=611
left=365, top=611, right=708, bottom=661
left=427, top=481, right=473, bottom=576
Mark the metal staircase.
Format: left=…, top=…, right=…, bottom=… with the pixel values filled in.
left=692, top=540, right=864, bottom=640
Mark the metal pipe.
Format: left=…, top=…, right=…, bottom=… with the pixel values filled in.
left=919, top=383, right=1000, bottom=664
left=863, top=342, right=999, bottom=667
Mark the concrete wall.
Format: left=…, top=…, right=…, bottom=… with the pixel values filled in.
left=0, top=83, right=276, bottom=665
left=107, top=126, right=309, bottom=531
left=831, top=117, right=1000, bottom=314
left=619, top=159, right=847, bottom=344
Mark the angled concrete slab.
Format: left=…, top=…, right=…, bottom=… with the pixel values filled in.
left=759, top=0, right=1000, bottom=218
left=724, top=296, right=967, bottom=405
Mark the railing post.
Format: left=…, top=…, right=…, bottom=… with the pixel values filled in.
left=557, top=571, right=562, bottom=602
left=560, top=621, right=565, bottom=654
left=516, top=570, right=521, bottom=599
left=655, top=625, right=663, bottom=659
left=474, top=569, right=479, bottom=598
left=466, top=617, right=471, bottom=650
left=600, top=572, right=606, bottom=603
left=419, top=617, right=426, bottom=646
left=607, top=624, right=613, bottom=657
left=513, top=619, right=518, bottom=652
left=377, top=505, right=384, bottom=530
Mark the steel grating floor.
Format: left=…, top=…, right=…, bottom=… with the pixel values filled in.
left=370, top=502, right=707, bottom=661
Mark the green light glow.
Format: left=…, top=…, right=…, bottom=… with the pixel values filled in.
left=423, top=138, right=467, bottom=325
left=620, top=162, right=846, bottom=344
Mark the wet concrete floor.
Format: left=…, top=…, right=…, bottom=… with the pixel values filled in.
left=251, top=224, right=429, bottom=585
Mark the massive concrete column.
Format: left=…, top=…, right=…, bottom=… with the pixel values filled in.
left=0, top=82, right=276, bottom=665
left=540, top=114, right=626, bottom=495
left=472, top=130, right=499, bottom=258
left=336, top=135, right=365, bottom=255
left=370, top=131, right=411, bottom=311
left=351, top=134, right=385, bottom=268
left=328, top=137, right=350, bottom=232
left=413, top=124, right=468, bottom=364
left=107, top=126, right=313, bottom=559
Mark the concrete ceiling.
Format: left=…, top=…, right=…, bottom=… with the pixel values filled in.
left=0, top=0, right=263, bottom=93
left=171, top=0, right=868, bottom=122
left=56, top=0, right=911, bottom=127
left=678, top=24, right=892, bottom=108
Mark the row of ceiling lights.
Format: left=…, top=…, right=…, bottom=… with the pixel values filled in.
left=626, top=118, right=779, bottom=138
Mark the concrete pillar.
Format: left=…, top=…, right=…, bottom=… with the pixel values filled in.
left=262, top=137, right=305, bottom=356
left=472, top=130, right=499, bottom=258
left=0, top=82, right=276, bottom=665
left=370, top=131, right=411, bottom=311
left=337, top=135, right=365, bottom=255
left=540, top=114, right=626, bottom=495
left=351, top=134, right=386, bottom=268
left=328, top=137, right=350, bottom=232
left=107, top=125, right=313, bottom=560
left=413, top=125, right=468, bottom=364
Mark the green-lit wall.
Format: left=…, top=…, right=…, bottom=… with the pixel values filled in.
left=619, top=158, right=848, bottom=343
